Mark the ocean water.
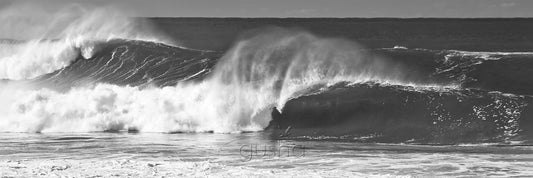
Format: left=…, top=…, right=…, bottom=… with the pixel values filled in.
left=1, top=6, right=533, bottom=177
left=1, top=133, right=532, bottom=177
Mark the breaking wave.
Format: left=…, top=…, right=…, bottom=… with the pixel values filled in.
left=1, top=29, right=424, bottom=134
left=1, top=7, right=533, bottom=144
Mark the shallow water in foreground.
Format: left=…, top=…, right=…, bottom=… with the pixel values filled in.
left=0, top=132, right=532, bottom=177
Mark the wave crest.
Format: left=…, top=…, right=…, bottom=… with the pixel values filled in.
left=0, top=5, right=171, bottom=80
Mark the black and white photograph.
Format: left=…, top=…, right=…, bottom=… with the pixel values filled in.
left=1, top=0, right=533, bottom=177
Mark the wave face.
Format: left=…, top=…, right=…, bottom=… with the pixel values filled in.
left=2, top=11, right=533, bottom=144
left=276, top=83, right=533, bottom=144
left=267, top=49, right=533, bottom=144
left=31, top=40, right=220, bottom=89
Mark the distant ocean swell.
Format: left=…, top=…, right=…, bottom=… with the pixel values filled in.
left=1, top=11, right=533, bottom=144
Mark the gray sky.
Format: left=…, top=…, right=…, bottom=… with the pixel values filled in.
left=2, top=0, right=533, bottom=18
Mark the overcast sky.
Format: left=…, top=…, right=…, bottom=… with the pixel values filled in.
left=2, top=0, right=533, bottom=18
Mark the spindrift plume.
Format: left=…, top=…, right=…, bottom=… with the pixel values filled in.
left=0, top=4, right=171, bottom=80
left=211, top=28, right=417, bottom=108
